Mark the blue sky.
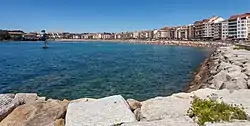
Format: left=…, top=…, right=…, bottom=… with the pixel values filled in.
left=0, top=0, right=249, bottom=33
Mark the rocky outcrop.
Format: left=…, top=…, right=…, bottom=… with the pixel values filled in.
left=1, top=89, right=250, bottom=126
left=15, top=93, right=38, bottom=104
left=126, top=98, right=142, bottom=111
left=0, top=94, right=23, bottom=121
left=66, top=95, right=136, bottom=126
left=186, top=46, right=250, bottom=92
left=0, top=100, right=68, bottom=126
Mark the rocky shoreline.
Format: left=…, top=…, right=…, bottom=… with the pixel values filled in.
left=54, top=39, right=230, bottom=48
left=186, top=46, right=250, bottom=92
left=1, top=46, right=250, bottom=126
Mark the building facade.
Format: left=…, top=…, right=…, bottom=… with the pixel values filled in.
left=221, top=21, right=229, bottom=40
left=228, top=13, right=250, bottom=40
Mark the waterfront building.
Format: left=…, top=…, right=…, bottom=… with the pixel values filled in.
left=213, top=22, right=223, bottom=40
left=157, top=27, right=171, bottom=39
left=194, top=20, right=205, bottom=40
left=203, top=16, right=224, bottom=40
left=8, top=30, right=24, bottom=40
left=175, top=26, right=189, bottom=40
left=101, top=33, right=113, bottom=39
left=72, top=34, right=81, bottom=39
left=188, top=24, right=195, bottom=40
left=23, top=33, right=38, bottom=40
left=228, top=13, right=250, bottom=40
left=133, top=31, right=140, bottom=39
left=221, top=20, right=229, bottom=41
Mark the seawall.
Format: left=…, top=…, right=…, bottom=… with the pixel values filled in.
left=186, top=46, right=250, bottom=92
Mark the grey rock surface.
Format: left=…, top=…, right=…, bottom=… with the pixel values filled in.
left=15, top=93, right=38, bottom=104
left=66, top=95, right=136, bottom=126
left=122, top=116, right=198, bottom=126
left=0, top=94, right=23, bottom=121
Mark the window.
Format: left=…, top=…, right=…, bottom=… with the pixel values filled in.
left=242, top=31, right=245, bottom=34
left=242, top=35, right=245, bottom=37
left=242, top=20, right=245, bottom=23
left=242, top=24, right=245, bottom=26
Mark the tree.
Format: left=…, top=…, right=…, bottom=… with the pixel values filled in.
left=0, top=30, right=11, bottom=40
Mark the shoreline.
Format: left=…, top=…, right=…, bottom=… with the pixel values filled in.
left=54, top=39, right=231, bottom=48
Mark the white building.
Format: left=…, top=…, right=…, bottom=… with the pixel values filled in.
left=228, top=13, right=250, bottom=40
left=221, top=20, right=229, bottom=40
left=133, top=31, right=139, bottom=39
left=203, top=16, right=224, bottom=39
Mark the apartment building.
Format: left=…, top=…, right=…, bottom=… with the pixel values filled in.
left=194, top=20, right=206, bottom=39
left=156, top=27, right=171, bottom=39
left=228, top=13, right=250, bottom=40
left=175, top=26, right=189, bottom=40
left=188, top=24, right=195, bottom=40
left=213, top=22, right=222, bottom=40
left=221, top=20, right=229, bottom=40
left=133, top=31, right=140, bottom=39
left=203, top=16, right=224, bottom=40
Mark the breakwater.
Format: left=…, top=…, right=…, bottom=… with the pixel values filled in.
left=186, top=46, right=250, bottom=92
left=1, top=46, right=250, bottom=126
left=55, top=39, right=230, bottom=48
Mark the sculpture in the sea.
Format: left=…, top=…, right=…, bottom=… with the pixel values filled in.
left=41, top=30, right=48, bottom=49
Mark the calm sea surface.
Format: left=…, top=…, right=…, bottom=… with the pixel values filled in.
left=0, top=41, right=212, bottom=100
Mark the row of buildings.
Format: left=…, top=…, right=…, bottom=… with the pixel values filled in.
left=1, top=12, right=250, bottom=41
left=65, top=12, right=248, bottom=41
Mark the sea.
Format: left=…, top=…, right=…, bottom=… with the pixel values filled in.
left=0, top=41, right=212, bottom=100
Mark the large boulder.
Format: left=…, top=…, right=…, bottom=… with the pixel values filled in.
left=66, top=95, right=136, bottom=126
left=15, top=93, right=38, bottom=104
left=141, top=96, right=191, bottom=121
left=0, top=100, right=68, bottom=126
left=140, top=89, right=250, bottom=125
left=0, top=94, right=23, bottom=121
left=209, top=70, right=229, bottom=89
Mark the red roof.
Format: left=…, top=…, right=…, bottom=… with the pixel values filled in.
left=160, top=27, right=170, bottom=30
left=229, top=13, right=250, bottom=20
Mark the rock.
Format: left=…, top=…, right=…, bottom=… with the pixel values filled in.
left=122, top=116, right=198, bottom=126
left=127, top=98, right=142, bottom=111
left=209, top=70, right=229, bottom=89
left=0, top=94, right=23, bottom=121
left=70, top=98, right=96, bottom=103
left=66, top=95, right=136, bottom=126
left=37, top=97, right=46, bottom=102
left=205, top=121, right=250, bottom=126
left=0, top=100, right=69, bottom=126
left=134, top=108, right=143, bottom=121
left=53, top=119, right=65, bottom=126
left=15, top=93, right=38, bottom=104
left=141, top=96, right=191, bottom=121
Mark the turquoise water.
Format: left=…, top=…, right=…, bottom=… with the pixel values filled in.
left=0, top=41, right=212, bottom=100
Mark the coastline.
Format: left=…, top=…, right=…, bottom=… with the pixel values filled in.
left=54, top=39, right=230, bottom=48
